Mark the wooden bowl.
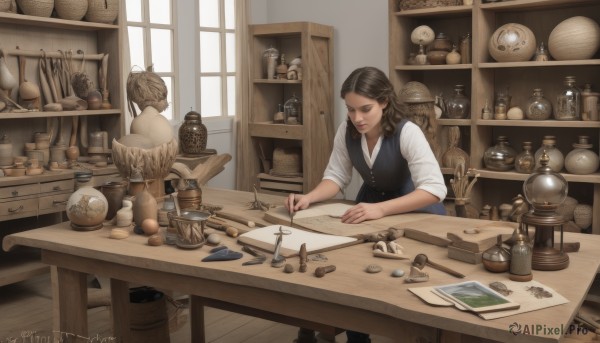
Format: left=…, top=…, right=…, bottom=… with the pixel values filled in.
left=488, top=23, right=536, bottom=62
left=548, top=16, right=600, bottom=61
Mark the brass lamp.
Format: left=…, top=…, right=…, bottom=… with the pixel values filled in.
left=521, top=151, right=569, bottom=270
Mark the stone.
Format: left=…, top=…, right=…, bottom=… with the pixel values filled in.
left=366, top=264, right=382, bottom=273
left=207, top=233, right=221, bottom=245
left=391, top=269, right=405, bottom=277
left=201, top=249, right=243, bottom=262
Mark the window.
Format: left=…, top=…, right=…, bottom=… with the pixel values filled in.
left=198, top=0, right=236, bottom=118
left=125, top=0, right=176, bottom=120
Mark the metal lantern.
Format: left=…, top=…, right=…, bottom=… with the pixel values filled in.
left=520, top=151, right=569, bottom=271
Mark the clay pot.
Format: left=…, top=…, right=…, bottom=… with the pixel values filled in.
left=427, top=50, right=448, bottom=65
left=132, top=183, right=158, bottom=227
left=179, top=110, right=208, bottom=155
left=565, top=136, right=600, bottom=175
left=86, top=89, right=103, bottom=110
left=101, top=181, right=127, bottom=220
left=489, top=23, right=536, bottom=62
left=66, top=186, right=108, bottom=231
left=548, top=16, right=600, bottom=61
left=130, top=106, right=174, bottom=147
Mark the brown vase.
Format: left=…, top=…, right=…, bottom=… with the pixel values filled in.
left=132, top=182, right=158, bottom=227
left=179, top=110, right=207, bottom=156
left=441, top=126, right=469, bottom=169
left=101, top=181, right=127, bottom=220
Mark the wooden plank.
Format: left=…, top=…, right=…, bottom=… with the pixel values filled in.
left=447, top=245, right=482, bottom=265
left=56, top=267, right=88, bottom=342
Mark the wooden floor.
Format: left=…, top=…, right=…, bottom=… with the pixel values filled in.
left=0, top=272, right=397, bottom=343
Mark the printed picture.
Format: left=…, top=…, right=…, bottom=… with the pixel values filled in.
left=435, top=281, right=515, bottom=311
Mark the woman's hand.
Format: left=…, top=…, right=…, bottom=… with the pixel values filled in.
left=285, top=193, right=311, bottom=213
left=341, top=202, right=385, bottom=224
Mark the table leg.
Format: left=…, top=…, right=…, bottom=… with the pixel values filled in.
left=190, top=295, right=206, bottom=343
left=55, top=267, right=88, bottom=342
left=110, top=278, right=131, bottom=343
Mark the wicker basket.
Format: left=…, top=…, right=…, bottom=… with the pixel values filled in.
left=54, top=0, right=87, bottom=20
left=17, top=0, right=54, bottom=17
left=398, top=0, right=459, bottom=11
left=0, top=0, right=11, bottom=12
left=270, top=147, right=302, bottom=177
left=85, top=0, right=118, bottom=24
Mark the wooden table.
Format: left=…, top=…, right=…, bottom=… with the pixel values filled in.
left=4, top=188, right=600, bottom=343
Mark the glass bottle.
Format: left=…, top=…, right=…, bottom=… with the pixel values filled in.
left=262, top=46, right=279, bottom=79
left=534, top=136, right=564, bottom=172
left=515, top=141, right=535, bottom=174
left=509, top=233, right=532, bottom=281
left=534, top=41, right=549, bottom=62
left=555, top=76, right=581, bottom=120
left=483, top=136, right=517, bottom=171
left=459, top=32, right=471, bottom=64
left=446, top=85, right=470, bottom=119
left=284, top=93, right=302, bottom=125
left=494, top=91, right=510, bottom=120
left=525, top=88, right=552, bottom=120
left=273, top=103, right=285, bottom=124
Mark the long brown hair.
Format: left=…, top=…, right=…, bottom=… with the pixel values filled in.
left=340, top=67, right=407, bottom=138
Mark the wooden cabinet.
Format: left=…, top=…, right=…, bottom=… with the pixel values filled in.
left=0, top=7, right=125, bottom=284
left=237, top=22, right=334, bottom=194
left=389, top=0, right=600, bottom=232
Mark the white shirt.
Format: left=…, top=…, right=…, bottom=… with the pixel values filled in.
left=322, top=120, right=447, bottom=202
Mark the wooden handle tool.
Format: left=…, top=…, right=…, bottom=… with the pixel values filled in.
left=215, top=211, right=256, bottom=228
left=206, top=218, right=243, bottom=237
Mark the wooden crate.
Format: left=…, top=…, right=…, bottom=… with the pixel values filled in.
left=256, top=173, right=303, bottom=196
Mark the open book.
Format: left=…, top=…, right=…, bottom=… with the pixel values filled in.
left=409, top=280, right=568, bottom=320
left=237, top=225, right=359, bottom=257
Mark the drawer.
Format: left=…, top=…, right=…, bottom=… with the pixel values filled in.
left=0, top=198, right=38, bottom=220
left=39, top=193, right=70, bottom=215
left=40, top=179, right=74, bottom=194
left=0, top=183, right=40, bottom=199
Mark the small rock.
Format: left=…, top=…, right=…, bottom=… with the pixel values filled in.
left=365, top=264, right=382, bottom=273
left=147, top=234, right=163, bottom=246
left=284, top=264, right=295, bottom=273
left=391, top=269, right=405, bottom=277
left=207, top=233, right=221, bottom=245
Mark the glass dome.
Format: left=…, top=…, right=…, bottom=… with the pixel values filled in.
left=522, top=151, right=568, bottom=215
left=284, top=93, right=302, bottom=125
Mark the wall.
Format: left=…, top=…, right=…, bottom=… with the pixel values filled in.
left=250, top=0, right=389, bottom=199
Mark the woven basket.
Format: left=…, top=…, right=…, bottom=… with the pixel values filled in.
left=270, top=147, right=302, bottom=177
left=398, top=0, right=459, bottom=11
left=54, top=0, right=87, bottom=20
left=0, top=0, right=11, bottom=12
left=17, top=0, right=54, bottom=17
left=86, top=0, right=118, bottom=24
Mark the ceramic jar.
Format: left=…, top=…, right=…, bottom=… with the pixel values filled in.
left=66, top=186, right=108, bottom=231
left=534, top=136, right=564, bottom=172
left=525, top=88, right=552, bottom=120
left=116, top=199, right=134, bottom=227
left=555, top=76, right=581, bottom=121
left=459, top=33, right=471, bottom=64
left=101, top=181, right=127, bottom=220
left=427, top=32, right=452, bottom=65
left=483, top=136, right=517, bottom=171
left=445, top=46, right=461, bottom=65
left=482, top=235, right=511, bottom=273
left=446, top=85, right=470, bottom=119
left=0, top=134, right=12, bottom=166
left=179, top=110, right=208, bottom=155
left=514, top=141, right=535, bottom=174
left=565, top=135, right=600, bottom=174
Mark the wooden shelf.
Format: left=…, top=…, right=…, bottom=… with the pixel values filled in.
left=249, top=122, right=304, bottom=140
left=253, top=79, right=302, bottom=84
left=0, top=11, right=118, bottom=30
left=438, top=118, right=471, bottom=126
left=476, top=169, right=600, bottom=184
left=476, top=120, right=600, bottom=128
left=479, top=60, right=600, bottom=69
left=393, top=5, right=472, bottom=18
left=394, top=64, right=473, bottom=71
left=480, top=0, right=598, bottom=12
left=0, top=109, right=122, bottom=120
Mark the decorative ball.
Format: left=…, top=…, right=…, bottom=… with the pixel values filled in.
left=410, top=25, right=435, bottom=46
left=141, top=218, right=160, bottom=236
left=66, top=186, right=108, bottom=231
left=488, top=23, right=536, bottom=62
left=548, top=16, right=600, bottom=61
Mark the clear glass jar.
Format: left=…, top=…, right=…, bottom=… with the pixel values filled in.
left=555, top=76, right=581, bottom=120
left=509, top=234, right=532, bottom=278
left=494, top=91, right=511, bottom=118
left=284, top=93, right=302, bottom=125
left=515, top=141, right=535, bottom=174
left=446, top=85, right=470, bottom=119
left=525, top=88, right=552, bottom=120
left=534, top=136, right=564, bottom=172
left=483, top=135, right=517, bottom=171
left=534, top=41, right=549, bottom=62
left=262, top=46, right=279, bottom=79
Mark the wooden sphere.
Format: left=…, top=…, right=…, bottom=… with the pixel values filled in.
left=548, top=16, right=600, bottom=61
left=488, top=23, right=536, bottom=62
left=410, top=25, right=435, bottom=46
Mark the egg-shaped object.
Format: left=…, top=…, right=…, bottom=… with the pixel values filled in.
left=141, top=218, right=160, bottom=235
left=410, top=25, right=435, bottom=46
left=488, top=23, right=536, bottom=62
left=548, top=16, right=600, bottom=61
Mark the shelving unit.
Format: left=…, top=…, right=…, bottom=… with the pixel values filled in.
left=389, top=0, right=600, bottom=233
left=237, top=22, right=334, bottom=194
left=0, top=7, right=125, bottom=284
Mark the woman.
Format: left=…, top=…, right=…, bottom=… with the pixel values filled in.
left=286, top=66, right=446, bottom=343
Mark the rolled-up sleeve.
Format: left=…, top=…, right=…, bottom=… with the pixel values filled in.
left=399, top=122, right=447, bottom=202
left=322, top=121, right=353, bottom=190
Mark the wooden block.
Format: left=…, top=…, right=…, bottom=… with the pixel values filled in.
left=403, top=228, right=451, bottom=247
left=447, top=245, right=483, bottom=265
left=256, top=173, right=303, bottom=194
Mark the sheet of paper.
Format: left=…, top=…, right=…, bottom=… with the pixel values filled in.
left=237, top=225, right=358, bottom=257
